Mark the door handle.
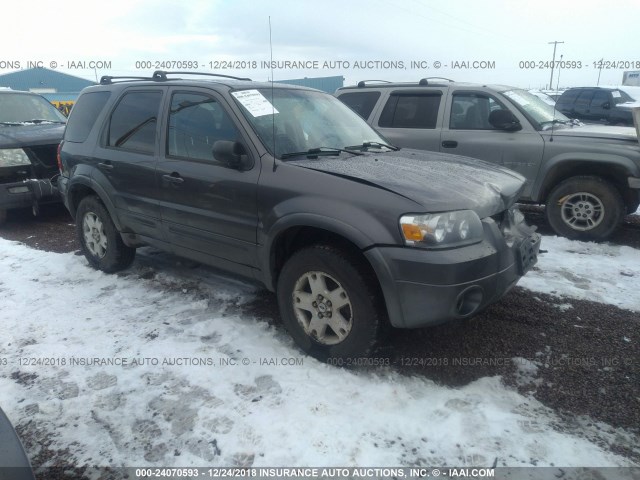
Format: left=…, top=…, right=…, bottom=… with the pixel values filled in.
left=162, top=173, right=184, bottom=185
left=98, top=162, right=114, bottom=170
left=441, top=140, right=458, bottom=148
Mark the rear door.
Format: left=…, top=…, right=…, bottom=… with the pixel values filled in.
left=92, top=88, right=166, bottom=239
left=370, top=89, right=445, bottom=151
left=156, top=88, right=260, bottom=272
left=573, top=89, right=594, bottom=120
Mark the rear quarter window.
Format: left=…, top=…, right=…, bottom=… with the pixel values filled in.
left=337, top=91, right=381, bottom=120
left=64, top=91, right=111, bottom=143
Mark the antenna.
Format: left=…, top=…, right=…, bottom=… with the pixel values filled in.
left=550, top=54, right=563, bottom=142
left=269, top=16, right=277, bottom=172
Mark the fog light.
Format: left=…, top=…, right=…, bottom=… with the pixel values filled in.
left=9, top=186, right=29, bottom=194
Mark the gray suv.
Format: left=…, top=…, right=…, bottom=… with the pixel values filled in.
left=336, top=78, right=640, bottom=240
left=58, top=71, right=540, bottom=361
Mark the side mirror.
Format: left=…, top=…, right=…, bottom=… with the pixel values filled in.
left=488, top=109, right=522, bottom=131
left=212, top=141, right=252, bottom=170
left=602, top=102, right=611, bottom=110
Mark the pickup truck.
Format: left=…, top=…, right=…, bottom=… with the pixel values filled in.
left=336, top=79, right=640, bottom=240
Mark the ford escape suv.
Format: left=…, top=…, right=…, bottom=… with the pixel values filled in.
left=58, top=71, right=540, bottom=361
left=336, top=79, right=640, bottom=241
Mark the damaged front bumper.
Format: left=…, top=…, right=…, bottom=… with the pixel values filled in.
left=0, top=178, right=60, bottom=213
left=365, top=207, right=541, bottom=329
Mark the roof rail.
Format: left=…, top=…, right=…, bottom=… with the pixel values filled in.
left=99, top=75, right=152, bottom=85
left=418, top=77, right=454, bottom=86
left=99, top=70, right=252, bottom=85
left=153, top=71, right=252, bottom=81
left=357, top=80, right=392, bottom=88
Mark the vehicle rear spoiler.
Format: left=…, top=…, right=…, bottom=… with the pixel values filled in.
left=634, top=107, right=640, bottom=142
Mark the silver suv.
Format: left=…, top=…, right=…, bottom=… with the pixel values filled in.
left=336, top=78, right=640, bottom=240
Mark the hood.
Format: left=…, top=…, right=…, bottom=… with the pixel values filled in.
left=541, top=124, right=638, bottom=143
left=0, top=123, right=65, bottom=149
left=288, top=150, right=525, bottom=218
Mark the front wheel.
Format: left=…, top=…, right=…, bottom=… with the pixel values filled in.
left=76, top=196, right=135, bottom=272
left=277, top=245, right=384, bottom=362
left=545, top=176, right=624, bottom=240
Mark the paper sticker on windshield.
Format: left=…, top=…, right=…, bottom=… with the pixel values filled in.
left=612, top=90, right=621, bottom=98
left=232, top=89, right=279, bottom=117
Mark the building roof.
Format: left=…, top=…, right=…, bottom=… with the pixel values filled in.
left=277, top=76, right=344, bottom=94
left=0, top=68, right=95, bottom=93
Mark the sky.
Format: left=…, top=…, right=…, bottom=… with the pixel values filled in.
left=0, top=234, right=638, bottom=468
left=1, top=0, right=639, bottom=89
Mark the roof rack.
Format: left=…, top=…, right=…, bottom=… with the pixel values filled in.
left=99, top=70, right=252, bottom=85
left=153, top=71, right=252, bottom=81
left=418, top=77, right=454, bottom=85
left=357, top=80, right=392, bottom=88
left=99, top=75, right=151, bottom=85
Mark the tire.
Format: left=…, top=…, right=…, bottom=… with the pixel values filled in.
left=0, top=209, right=6, bottom=226
left=76, top=195, right=135, bottom=272
left=276, top=245, right=384, bottom=362
left=545, top=176, right=624, bottom=241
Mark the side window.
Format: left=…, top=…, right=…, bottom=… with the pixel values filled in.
left=590, top=91, right=609, bottom=107
left=167, top=92, right=240, bottom=163
left=450, top=94, right=502, bottom=130
left=337, top=91, right=381, bottom=119
left=575, top=90, right=594, bottom=107
left=107, top=91, right=162, bottom=154
left=559, top=90, right=580, bottom=105
left=65, top=91, right=111, bottom=143
left=378, top=94, right=441, bottom=129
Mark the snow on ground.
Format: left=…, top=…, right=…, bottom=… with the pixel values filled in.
left=0, top=237, right=638, bottom=469
left=519, top=236, right=640, bottom=312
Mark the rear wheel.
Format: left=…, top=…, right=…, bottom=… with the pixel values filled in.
left=277, top=245, right=383, bottom=362
left=545, top=176, right=624, bottom=240
left=76, top=196, right=135, bottom=272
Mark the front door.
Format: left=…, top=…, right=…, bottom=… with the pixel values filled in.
left=156, top=89, right=261, bottom=271
left=439, top=91, right=544, bottom=199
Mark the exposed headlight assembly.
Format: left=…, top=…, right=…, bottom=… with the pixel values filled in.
left=0, top=148, right=31, bottom=167
left=400, top=210, right=484, bottom=248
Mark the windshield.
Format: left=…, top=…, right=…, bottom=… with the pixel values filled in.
left=231, top=88, right=389, bottom=159
left=0, top=92, right=67, bottom=124
left=502, top=89, right=569, bottom=128
left=611, top=89, right=634, bottom=104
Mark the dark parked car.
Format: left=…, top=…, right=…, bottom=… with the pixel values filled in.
left=0, top=89, right=66, bottom=225
left=555, top=87, right=637, bottom=126
left=0, top=407, right=35, bottom=480
left=58, top=71, right=540, bottom=360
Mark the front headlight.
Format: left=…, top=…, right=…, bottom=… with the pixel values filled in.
left=0, top=149, right=31, bottom=167
left=400, top=210, right=484, bottom=248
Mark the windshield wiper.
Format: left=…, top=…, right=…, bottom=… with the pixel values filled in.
left=540, top=119, right=571, bottom=129
left=23, top=119, right=66, bottom=124
left=0, top=121, right=23, bottom=126
left=344, top=141, right=399, bottom=151
left=281, top=147, right=363, bottom=159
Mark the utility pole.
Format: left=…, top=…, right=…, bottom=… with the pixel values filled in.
left=548, top=40, right=565, bottom=90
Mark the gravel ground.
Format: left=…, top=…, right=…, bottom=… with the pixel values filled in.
left=1, top=202, right=639, bottom=470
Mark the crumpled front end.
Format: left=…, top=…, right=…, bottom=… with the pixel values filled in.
left=365, top=205, right=541, bottom=329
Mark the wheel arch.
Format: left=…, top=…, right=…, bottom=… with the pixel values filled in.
left=534, top=158, right=638, bottom=213
left=67, top=178, right=122, bottom=230
left=263, top=221, right=384, bottom=305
